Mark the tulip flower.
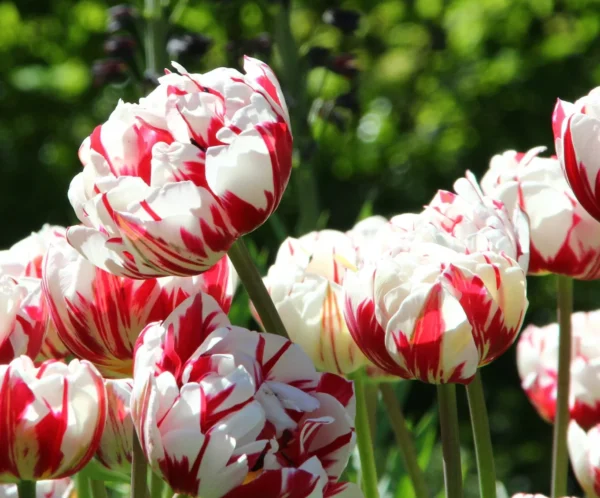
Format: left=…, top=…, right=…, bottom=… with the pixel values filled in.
left=67, top=56, right=292, bottom=278
left=0, top=478, right=74, bottom=497
left=346, top=215, right=389, bottom=265
left=344, top=240, right=528, bottom=383
left=422, top=173, right=530, bottom=271
left=43, top=241, right=235, bottom=377
left=481, top=147, right=600, bottom=279
left=261, top=230, right=367, bottom=374
left=0, top=275, right=47, bottom=363
left=517, top=310, right=600, bottom=429
left=132, top=292, right=356, bottom=497
left=95, top=379, right=133, bottom=472
left=553, top=89, right=600, bottom=223
left=567, top=421, right=600, bottom=498
left=0, top=225, right=70, bottom=360
left=0, top=356, right=106, bottom=482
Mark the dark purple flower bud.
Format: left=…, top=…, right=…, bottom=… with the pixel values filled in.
left=166, top=34, right=213, bottom=59
left=328, top=54, right=359, bottom=78
left=92, top=59, right=129, bottom=86
left=322, top=8, right=361, bottom=35
left=306, top=46, right=331, bottom=68
left=104, top=35, right=136, bottom=59
left=107, top=4, right=139, bottom=34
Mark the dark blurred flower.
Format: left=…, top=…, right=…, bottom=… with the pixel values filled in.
left=335, top=91, right=359, bottom=113
left=92, top=59, right=129, bottom=86
left=306, top=46, right=331, bottom=68
left=104, top=35, right=136, bottom=60
left=107, top=4, right=139, bottom=34
left=328, top=53, right=359, bottom=78
left=322, top=8, right=361, bottom=35
left=166, top=33, right=213, bottom=60
left=245, top=33, right=272, bottom=57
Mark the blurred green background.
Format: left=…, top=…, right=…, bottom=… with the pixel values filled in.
left=2, top=0, right=599, bottom=495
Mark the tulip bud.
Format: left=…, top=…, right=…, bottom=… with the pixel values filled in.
left=96, top=379, right=133, bottom=473
left=322, top=8, right=361, bottom=35
left=567, top=421, right=600, bottom=498
left=0, top=357, right=107, bottom=481
left=107, top=4, right=139, bottom=34
left=261, top=230, right=368, bottom=375
left=517, top=310, right=600, bottom=429
left=91, top=59, right=129, bottom=87
left=68, top=57, right=292, bottom=278
left=482, top=147, right=600, bottom=279
left=166, top=33, right=213, bottom=60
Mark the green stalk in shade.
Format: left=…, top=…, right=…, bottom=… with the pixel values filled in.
left=228, top=238, right=289, bottom=338
left=354, top=374, right=380, bottom=498
left=551, top=275, right=573, bottom=498
left=17, top=481, right=36, bottom=498
left=437, top=384, right=463, bottom=498
left=466, top=372, right=496, bottom=498
left=76, top=474, right=91, bottom=498
left=380, top=384, right=429, bottom=498
left=90, top=480, right=109, bottom=498
left=131, top=430, right=149, bottom=498
left=150, top=471, right=165, bottom=498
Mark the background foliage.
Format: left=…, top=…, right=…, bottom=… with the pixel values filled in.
left=2, top=0, right=598, bottom=495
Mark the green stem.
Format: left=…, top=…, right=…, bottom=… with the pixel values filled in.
left=551, top=275, right=573, bottom=498
left=436, top=384, right=463, bottom=498
left=17, top=481, right=36, bottom=498
left=131, top=429, right=149, bottom=498
left=144, top=0, right=165, bottom=79
left=364, top=381, right=378, bottom=442
left=380, top=384, right=429, bottom=498
left=228, top=238, right=289, bottom=338
left=150, top=471, right=165, bottom=498
left=466, top=372, right=496, bottom=498
left=90, top=480, right=109, bottom=498
left=76, top=473, right=92, bottom=498
left=354, top=374, right=380, bottom=498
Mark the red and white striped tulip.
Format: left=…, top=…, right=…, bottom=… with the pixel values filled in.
left=43, top=241, right=234, bottom=377
left=0, top=478, right=74, bottom=498
left=482, top=147, right=600, bottom=279
left=517, top=310, right=600, bottom=429
left=553, top=89, right=600, bottom=223
left=132, top=292, right=356, bottom=497
left=568, top=421, right=600, bottom=498
left=422, top=173, right=530, bottom=271
left=0, top=276, right=47, bottom=363
left=344, top=242, right=528, bottom=384
left=0, top=356, right=106, bottom=482
left=0, top=226, right=69, bottom=360
left=262, top=230, right=367, bottom=374
left=67, top=57, right=292, bottom=278
left=95, top=379, right=133, bottom=472
left=346, top=215, right=389, bottom=266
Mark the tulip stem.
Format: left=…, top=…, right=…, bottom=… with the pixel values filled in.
left=76, top=473, right=92, bottom=498
left=354, top=374, right=380, bottom=498
left=90, top=480, right=109, bottom=498
left=551, top=275, right=573, bottom=498
left=437, top=384, right=463, bottom=498
left=132, top=429, right=149, bottom=498
left=144, top=0, right=165, bottom=79
left=17, top=481, right=35, bottom=498
left=228, top=238, right=289, bottom=338
left=466, top=372, right=496, bottom=498
left=380, top=384, right=429, bottom=498
left=150, top=471, right=165, bottom=498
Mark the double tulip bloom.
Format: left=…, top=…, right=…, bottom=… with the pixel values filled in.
left=262, top=230, right=367, bottom=375
left=482, top=147, right=600, bottom=279
left=517, top=310, right=600, bottom=430
left=67, top=57, right=292, bottom=278
left=132, top=292, right=359, bottom=497
left=568, top=421, right=600, bottom=498
left=344, top=176, right=529, bottom=383
left=554, top=88, right=600, bottom=223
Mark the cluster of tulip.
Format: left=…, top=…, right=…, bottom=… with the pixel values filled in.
left=4, top=50, right=600, bottom=498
